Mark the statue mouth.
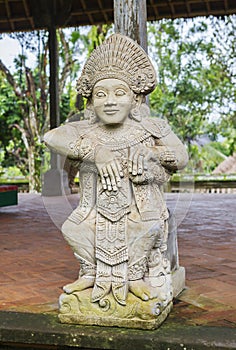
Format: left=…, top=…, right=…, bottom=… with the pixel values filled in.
left=104, top=110, right=119, bottom=115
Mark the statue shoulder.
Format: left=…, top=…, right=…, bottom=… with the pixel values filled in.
left=44, top=120, right=96, bottom=157
left=66, top=120, right=94, bottom=136
left=141, top=117, right=171, bottom=138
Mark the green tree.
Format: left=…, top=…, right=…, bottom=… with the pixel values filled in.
left=0, top=73, right=27, bottom=173
left=0, top=29, right=86, bottom=191
left=148, top=16, right=236, bottom=171
left=0, top=31, right=51, bottom=191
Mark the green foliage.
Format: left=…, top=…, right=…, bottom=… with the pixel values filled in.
left=87, top=24, right=112, bottom=53
left=0, top=29, right=86, bottom=191
left=1, top=165, right=24, bottom=178
left=0, top=74, right=26, bottom=169
left=0, top=149, right=4, bottom=176
left=208, top=114, right=236, bottom=155
left=60, top=93, right=71, bottom=123
left=185, top=142, right=229, bottom=173
left=208, top=141, right=233, bottom=158
left=148, top=16, right=236, bottom=172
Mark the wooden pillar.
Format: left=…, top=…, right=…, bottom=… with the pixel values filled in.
left=48, top=24, right=59, bottom=170
left=114, top=0, right=147, bottom=52
left=42, top=10, right=70, bottom=196
left=49, top=25, right=60, bottom=131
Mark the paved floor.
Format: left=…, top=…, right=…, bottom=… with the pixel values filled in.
left=0, top=192, right=235, bottom=328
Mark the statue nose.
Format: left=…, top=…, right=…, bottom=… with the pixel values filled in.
left=104, top=95, right=116, bottom=106
left=104, top=101, right=116, bottom=106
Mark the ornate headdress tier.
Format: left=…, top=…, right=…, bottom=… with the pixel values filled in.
left=77, top=34, right=157, bottom=98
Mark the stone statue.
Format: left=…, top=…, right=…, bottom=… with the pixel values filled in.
left=44, top=34, right=188, bottom=329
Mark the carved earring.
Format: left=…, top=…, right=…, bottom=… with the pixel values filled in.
left=88, top=111, right=98, bottom=125
left=130, top=107, right=142, bottom=122
left=140, top=103, right=151, bottom=118
left=84, top=108, right=97, bottom=124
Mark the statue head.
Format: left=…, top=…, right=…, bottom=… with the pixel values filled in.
left=92, top=78, right=134, bottom=126
left=77, top=34, right=157, bottom=124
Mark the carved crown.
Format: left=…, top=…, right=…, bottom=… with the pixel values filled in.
left=77, top=34, right=156, bottom=98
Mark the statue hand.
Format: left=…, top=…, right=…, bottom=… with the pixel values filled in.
left=95, top=146, right=123, bottom=191
left=159, top=151, right=177, bottom=168
left=128, top=146, right=151, bottom=176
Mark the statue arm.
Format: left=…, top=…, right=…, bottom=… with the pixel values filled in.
left=44, top=123, right=94, bottom=160
left=129, top=146, right=170, bottom=185
left=141, top=118, right=188, bottom=172
left=44, top=125, right=124, bottom=191
left=128, top=130, right=188, bottom=184
left=154, top=131, right=189, bottom=172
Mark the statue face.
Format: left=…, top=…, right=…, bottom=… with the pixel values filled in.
left=92, top=79, right=134, bottom=125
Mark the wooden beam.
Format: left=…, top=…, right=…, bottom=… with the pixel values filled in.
left=22, top=0, right=35, bottom=30
left=5, top=0, right=15, bottom=31
left=149, top=0, right=159, bottom=18
left=81, top=0, right=94, bottom=25
left=167, top=0, right=175, bottom=17
left=98, top=0, right=109, bottom=23
left=113, top=0, right=147, bottom=52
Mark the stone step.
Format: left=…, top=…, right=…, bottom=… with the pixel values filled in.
left=0, top=311, right=236, bottom=350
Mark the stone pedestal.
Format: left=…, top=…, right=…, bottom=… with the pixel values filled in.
left=59, top=289, right=173, bottom=330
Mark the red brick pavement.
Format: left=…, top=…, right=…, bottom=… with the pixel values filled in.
left=0, top=193, right=235, bottom=328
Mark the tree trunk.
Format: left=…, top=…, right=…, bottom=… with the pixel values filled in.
left=114, top=0, right=147, bottom=52
left=27, top=146, right=37, bottom=193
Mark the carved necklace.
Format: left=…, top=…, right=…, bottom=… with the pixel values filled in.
left=95, top=122, right=151, bottom=151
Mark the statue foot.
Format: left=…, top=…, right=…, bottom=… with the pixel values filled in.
left=63, top=276, right=95, bottom=294
left=129, top=279, right=159, bottom=301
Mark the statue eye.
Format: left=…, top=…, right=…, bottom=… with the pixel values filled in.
left=96, top=91, right=106, bottom=97
left=115, top=89, right=126, bottom=96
